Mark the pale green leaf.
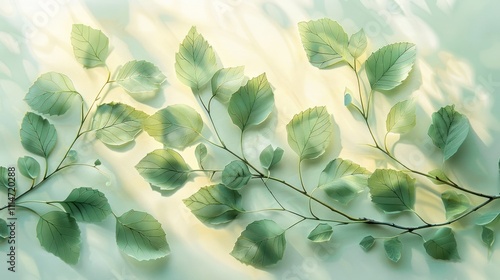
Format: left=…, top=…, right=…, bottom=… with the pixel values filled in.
left=344, top=92, right=352, bottom=106
left=286, top=106, right=333, bottom=161
left=195, top=143, right=208, bottom=168
left=230, top=219, right=286, bottom=267
left=58, top=187, right=112, bottom=223
left=441, top=190, right=470, bottom=221
left=386, top=99, right=416, bottom=134
left=359, top=235, right=376, bottom=252
left=428, top=105, right=470, bottom=161
left=476, top=212, right=500, bottom=226
left=115, top=210, right=170, bottom=261
left=25, top=72, right=80, bottom=116
left=17, top=156, right=40, bottom=179
left=348, top=29, right=367, bottom=58
left=116, top=60, right=166, bottom=97
left=259, top=145, right=284, bottom=170
left=143, top=104, right=203, bottom=150
left=365, top=42, right=416, bottom=91
left=36, top=211, right=81, bottom=264
left=0, top=167, right=8, bottom=188
left=424, top=227, right=460, bottom=261
left=135, top=149, right=191, bottom=192
left=20, top=112, right=57, bottom=158
left=91, top=102, right=148, bottom=146
left=298, top=18, right=353, bottom=68
left=318, top=158, right=370, bottom=205
left=228, top=73, right=274, bottom=131
left=211, top=66, right=245, bottom=103
left=481, top=226, right=494, bottom=250
left=221, top=161, right=251, bottom=190
left=368, top=169, right=416, bottom=213
left=175, top=26, right=218, bottom=90
left=384, top=237, right=402, bottom=263
left=307, top=223, right=333, bottom=243
left=0, top=218, right=8, bottom=240
left=183, top=184, right=244, bottom=225
left=428, top=169, right=450, bottom=185
left=71, top=24, right=109, bottom=68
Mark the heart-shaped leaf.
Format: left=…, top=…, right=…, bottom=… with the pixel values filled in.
left=423, top=227, right=460, bottom=261
left=71, top=24, right=109, bottom=68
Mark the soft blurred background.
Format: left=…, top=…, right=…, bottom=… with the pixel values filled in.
left=1, top=0, right=499, bottom=279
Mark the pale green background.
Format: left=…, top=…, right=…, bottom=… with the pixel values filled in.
left=1, top=0, right=500, bottom=279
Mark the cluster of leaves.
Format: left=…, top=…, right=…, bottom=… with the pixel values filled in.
left=0, top=25, right=169, bottom=264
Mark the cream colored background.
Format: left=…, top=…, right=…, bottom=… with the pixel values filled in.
left=1, top=0, right=500, bottom=279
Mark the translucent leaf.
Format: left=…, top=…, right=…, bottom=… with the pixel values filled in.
left=175, top=26, right=218, bottom=90
left=348, top=29, right=367, bottom=58
left=70, top=24, right=109, bottom=68
left=20, top=112, right=57, bottom=158
left=195, top=143, right=208, bottom=168
left=91, top=102, right=148, bottom=146
left=476, top=212, right=500, bottom=226
left=143, top=104, right=203, bottom=150
left=359, top=235, right=376, bottom=252
left=67, top=150, right=78, bottom=162
left=384, top=237, right=402, bottom=263
left=0, top=218, right=8, bottom=240
left=318, top=158, right=370, bottom=205
left=221, top=161, right=251, bottom=190
left=17, top=156, right=40, bottom=179
left=116, top=60, right=166, bottom=97
left=58, top=187, right=112, bottom=223
left=115, top=210, right=170, bottom=261
left=228, top=74, right=274, bottom=131
left=0, top=167, right=7, bottom=188
left=36, top=211, right=81, bottom=264
left=365, top=42, right=416, bottom=91
left=298, top=18, right=353, bottom=68
left=230, top=219, right=286, bottom=267
left=183, top=184, right=244, bottom=225
left=423, top=227, right=460, bottom=261
left=259, top=145, right=284, bottom=170
left=428, top=105, right=470, bottom=161
left=386, top=99, right=416, bottom=134
left=25, top=72, right=80, bottom=116
left=428, top=169, right=450, bottom=185
left=307, top=223, right=333, bottom=243
left=344, top=92, right=352, bottom=106
left=441, top=190, right=471, bottom=221
left=368, top=169, right=416, bottom=213
left=135, top=149, right=191, bottom=192
left=211, top=66, right=245, bottom=103
left=481, top=226, right=495, bottom=250
left=286, top=106, right=333, bottom=161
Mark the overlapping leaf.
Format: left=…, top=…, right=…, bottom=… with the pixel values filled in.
left=58, top=187, right=112, bottom=223
left=368, top=169, right=416, bottom=213
left=17, top=156, right=40, bottom=179
left=116, top=60, right=166, bottom=96
left=20, top=112, right=57, bottom=158
left=259, top=145, right=284, bottom=170
left=211, top=66, right=245, bottom=103
left=71, top=24, right=109, bottom=68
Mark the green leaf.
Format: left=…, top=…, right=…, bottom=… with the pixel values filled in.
left=36, top=211, right=81, bottom=264
left=441, top=190, right=470, bottom=221
left=481, top=226, right=495, bottom=250
left=195, top=143, right=208, bottom=168
left=428, top=105, right=470, bottom=161
left=365, top=42, right=416, bottom=91
left=135, top=149, right=191, bottom=192
left=20, top=112, right=57, bottom=158
left=318, top=158, right=370, bottom=205
left=143, top=104, right=203, bottom=150
left=116, top=60, right=166, bottom=97
left=259, top=145, right=284, bottom=170
left=230, top=219, right=286, bottom=267
left=0, top=167, right=8, bottom=188
left=348, top=29, right=367, bottom=58
left=70, top=24, right=109, bottom=68
left=115, top=210, right=170, bottom=261
left=476, top=212, right=500, bottom=226
left=17, top=156, right=40, bottom=179
left=423, top=227, right=460, bottom=261
left=183, top=184, right=244, bottom=225
left=228, top=73, right=274, bottom=131
left=384, top=237, right=402, bottom=263
left=359, top=235, right=376, bottom=252
left=428, top=169, right=450, bottom=185
left=211, top=66, right=245, bottom=103
left=221, top=161, right=251, bottom=190
left=286, top=106, right=333, bottom=161
left=298, top=18, right=353, bottom=68
left=91, top=102, right=148, bottom=146
left=344, top=92, right=352, bottom=106
left=25, top=72, right=80, bottom=116
left=386, top=99, right=416, bottom=134
left=58, top=187, right=112, bottom=223
left=94, top=159, right=101, bottom=166
left=175, top=26, right=218, bottom=90
left=307, top=223, right=333, bottom=243
left=0, top=218, right=8, bottom=240
left=368, top=169, right=416, bottom=213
